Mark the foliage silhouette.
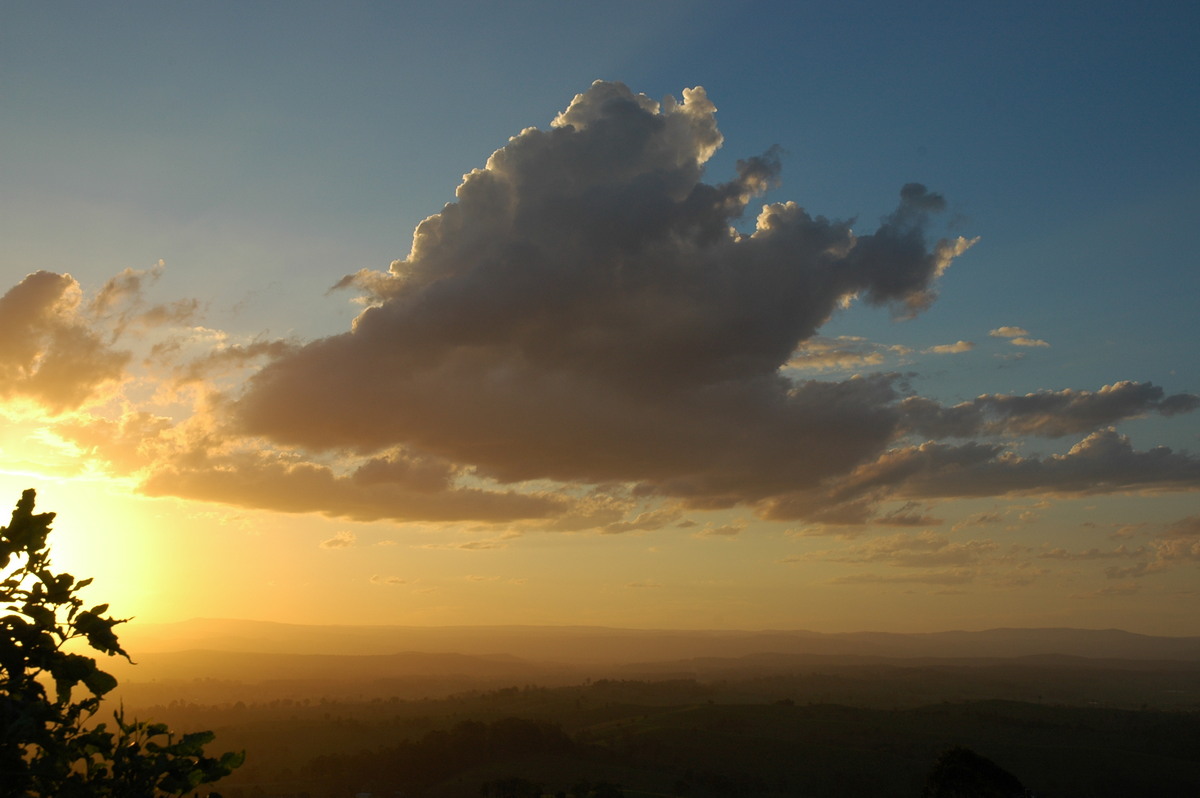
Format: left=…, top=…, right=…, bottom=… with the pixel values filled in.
left=923, top=746, right=1025, bottom=798
left=0, top=489, right=243, bottom=797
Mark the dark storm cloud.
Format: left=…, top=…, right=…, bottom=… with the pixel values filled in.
left=234, top=81, right=974, bottom=508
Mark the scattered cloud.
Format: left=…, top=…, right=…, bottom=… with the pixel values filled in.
left=924, top=340, right=974, bottom=354
left=874, top=501, right=942, bottom=527
left=989, top=326, right=1048, bottom=348
left=1072, top=581, right=1141, bottom=598
left=900, top=381, right=1195, bottom=440
left=952, top=511, right=1005, bottom=531
left=695, top=521, right=746, bottom=537
left=762, top=428, right=1200, bottom=521
left=369, top=574, right=407, bottom=585
left=320, top=530, right=357, bottom=549
left=808, top=530, right=997, bottom=568
left=786, top=336, right=911, bottom=371
left=601, top=507, right=682, bottom=535
left=1037, top=545, right=1144, bottom=561
left=828, top=570, right=975, bottom=586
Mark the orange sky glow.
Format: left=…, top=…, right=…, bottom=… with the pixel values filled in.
left=3, top=4, right=1198, bottom=637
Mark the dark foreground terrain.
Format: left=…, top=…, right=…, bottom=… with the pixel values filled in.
left=174, top=690, right=1200, bottom=797
left=112, top=624, right=1200, bottom=798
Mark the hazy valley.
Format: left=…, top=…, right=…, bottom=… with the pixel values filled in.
left=98, top=620, right=1200, bottom=797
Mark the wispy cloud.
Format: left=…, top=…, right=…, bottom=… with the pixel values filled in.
left=320, top=530, right=357, bottom=549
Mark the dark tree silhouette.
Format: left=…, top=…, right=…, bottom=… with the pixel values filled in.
left=0, top=489, right=243, bottom=796
left=923, top=746, right=1026, bottom=798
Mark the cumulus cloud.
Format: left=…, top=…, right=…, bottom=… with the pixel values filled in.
left=1099, top=515, right=1200, bottom=579
left=0, top=271, right=130, bottom=412
left=6, top=80, right=1196, bottom=533
left=234, top=81, right=974, bottom=510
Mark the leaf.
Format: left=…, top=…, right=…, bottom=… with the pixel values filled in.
left=82, top=667, right=118, bottom=698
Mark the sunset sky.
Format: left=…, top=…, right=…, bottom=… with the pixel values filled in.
left=2, top=1, right=1197, bottom=635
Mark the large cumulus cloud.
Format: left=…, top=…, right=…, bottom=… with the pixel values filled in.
left=234, top=81, right=976, bottom=506
left=12, top=81, right=1196, bottom=529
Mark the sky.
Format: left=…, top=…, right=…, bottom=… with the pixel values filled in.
left=2, top=1, right=1198, bottom=635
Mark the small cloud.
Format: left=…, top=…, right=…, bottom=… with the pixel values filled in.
left=1111, top=523, right=1145, bottom=540
left=828, top=569, right=974, bottom=585
left=601, top=507, right=681, bottom=534
left=874, top=502, right=942, bottom=527
left=784, top=525, right=864, bottom=540
left=695, top=521, right=746, bottom=538
left=626, top=581, right=662, bottom=588
left=320, top=530, right=357, bottom=549
left=988, top=326, right=1048, bottom=348
left=1072, top=581, right=1140, bottom=598
left=924, top=340, right=974, bottom=355
left=1037, top=544, right=1143, bottom=562
left=456, top=539, right=507, bottom=550
left=377, top=539, right=398, bottom=546
left=369, top=574, right=407, bottom=585
left=786, top=335, right=911, bottom=372
left=418, top=535, right=510, bottom=550
left=989, top=326, right=1030, bottom=338
left=952, top=511, right=1005, bottom=532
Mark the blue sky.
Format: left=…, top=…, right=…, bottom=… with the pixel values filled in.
left=1, top=2, right=1197, bottom=633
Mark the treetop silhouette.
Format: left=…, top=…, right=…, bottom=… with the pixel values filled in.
left=1, top=488, right=242, bottom=797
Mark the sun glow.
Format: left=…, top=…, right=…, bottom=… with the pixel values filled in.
left=0, top=470, right=170, bottom=623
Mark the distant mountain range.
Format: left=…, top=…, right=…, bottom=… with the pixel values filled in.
left=120, top=618, right=1200, bottom=663
left=104, top=619, right=1200, bottom=709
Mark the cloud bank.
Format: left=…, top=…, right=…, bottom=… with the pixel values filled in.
left=6, top=81, right=1198, bottom=533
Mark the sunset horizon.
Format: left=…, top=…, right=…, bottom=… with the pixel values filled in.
left=3, top=3, right=1197, bottom=640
